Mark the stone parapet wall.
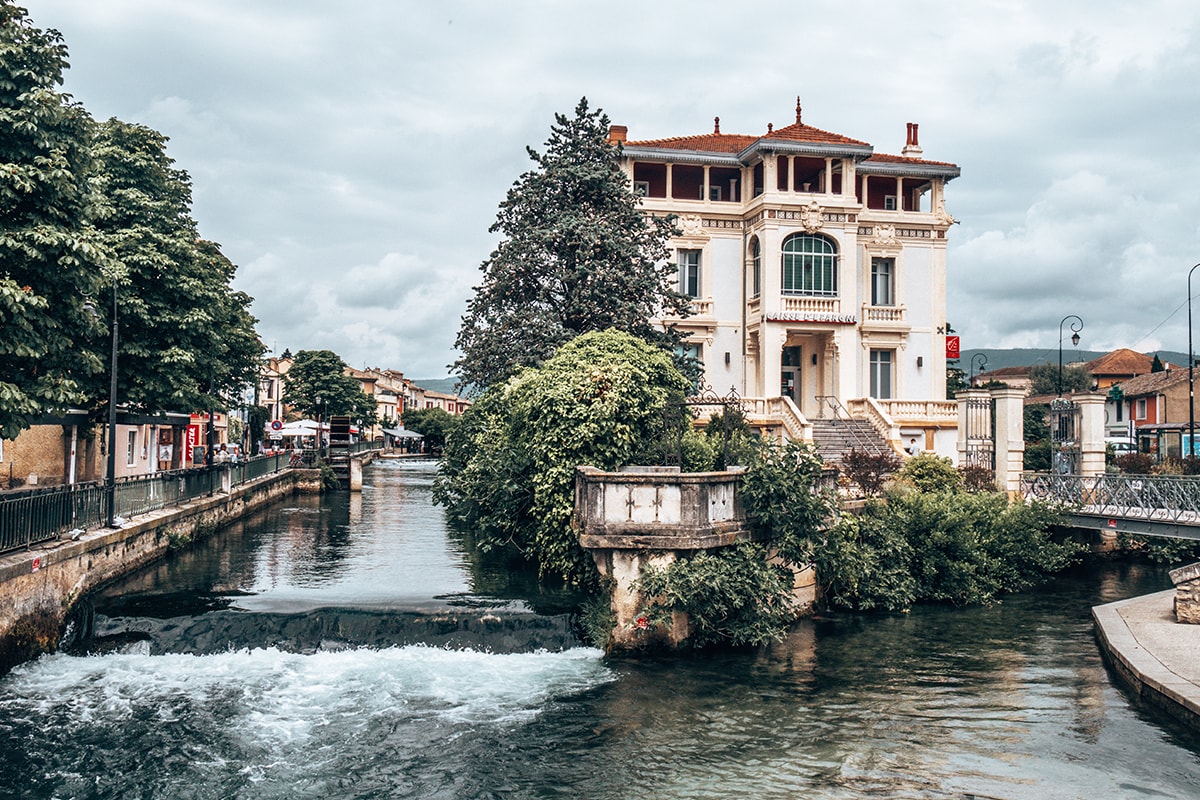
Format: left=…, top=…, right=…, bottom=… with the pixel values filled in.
left=1171, top=562, right=1200, bottom=624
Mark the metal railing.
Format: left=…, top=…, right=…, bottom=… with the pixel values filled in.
left=1019, top=472, right=1200, bottom=525
left=0, top=452, right=296, bottom=555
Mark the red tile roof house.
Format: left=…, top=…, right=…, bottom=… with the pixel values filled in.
left=611, top=100, right=962, bottom=458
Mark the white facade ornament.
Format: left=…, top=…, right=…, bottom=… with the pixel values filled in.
left=679, top=214, right=707, bottom=238
left=870, top=223, right=898, bottom=247
left=934, top=195, right=957, bottom=226
left=801, top=201, right=824, bottom=233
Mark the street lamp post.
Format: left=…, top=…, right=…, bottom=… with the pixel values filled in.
left=105, top=278, right=119, bottom=528
left=1188, top=263, right=1200, bottom=457
left=970, top=353, right=988, bottom=382
left=1058, top=315, right=1083, bottom=397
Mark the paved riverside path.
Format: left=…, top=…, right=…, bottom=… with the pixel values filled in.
left=1093, top=590, right=1200, bottom=731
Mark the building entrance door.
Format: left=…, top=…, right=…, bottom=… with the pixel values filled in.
left=781, top=346, right=802, bottom=403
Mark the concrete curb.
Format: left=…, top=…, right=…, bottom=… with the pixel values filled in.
left=1093, top=590, right=1200, bottom=732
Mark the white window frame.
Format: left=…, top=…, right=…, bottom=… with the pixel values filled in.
left=1136, top=398, right=1147, bottom=420
left=126, top=429, right=138, bottom=466
left=869, top=349, right=894, bottom=400
left=750, top=237, right=761, bottom=298
left=871, top=257, right=895, bottom=307
left=633, top=180, right=649, bottom=197
left=678, top=249, right=701, bottom=298
left=884, top=195, right=897, bottom=211
left=781, top=234, right=838, bottom=297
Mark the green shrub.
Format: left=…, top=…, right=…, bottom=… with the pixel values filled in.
left=679, top=428, right=717, bottom=472
left=897, top=452, right=962, bottom=493
left=739, top=439, right=837, bottom=565
left=635, top=542, right=797, bottom=648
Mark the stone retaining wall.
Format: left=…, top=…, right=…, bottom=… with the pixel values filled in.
left=0, top=469, right=321, bottom=673
left=1171, top=562, right=1200, bottom=624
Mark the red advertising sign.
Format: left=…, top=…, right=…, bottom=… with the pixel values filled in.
left=945, top=335, right=961, bottom=360
left=186, top=424, right=201, bottom=463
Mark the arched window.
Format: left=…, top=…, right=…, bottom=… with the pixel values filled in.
left=781, top=234, right=838, bottom=296
left=750, top=237, right=761, bottom=298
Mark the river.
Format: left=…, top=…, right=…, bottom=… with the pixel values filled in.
left=1, top=458, right=1198, bottom=799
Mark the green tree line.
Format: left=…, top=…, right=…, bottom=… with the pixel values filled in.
left=1, top=2, right=262, bottom=439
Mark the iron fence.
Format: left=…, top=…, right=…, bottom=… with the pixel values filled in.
left=1020, top=472, right=1200, bottom=524
left=0, top=452, right=294, bottom=555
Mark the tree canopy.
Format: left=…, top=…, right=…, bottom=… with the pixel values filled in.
left=453, top=98, right=688, bottom=391
left=0, top=3, right=264, bottom=437
left=87, top=119, right=262, bottom=419
left=436, top=329, right=692, bottom=584
left=0, top=2, right=105, bottom=438
left=1028, top=362, right=1093, bottom=395
left=283, top=350, right=376, bottom=423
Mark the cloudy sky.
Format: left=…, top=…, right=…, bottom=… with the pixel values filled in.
left=21, top=0, right=1200, bottom=377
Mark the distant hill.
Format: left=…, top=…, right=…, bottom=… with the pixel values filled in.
left=958, top=348, right=1189, bottom=372
left=411, top=377, right=467, bottom=396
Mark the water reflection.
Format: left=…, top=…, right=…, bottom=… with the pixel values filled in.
left=6, top=458, right=1198, bottom=799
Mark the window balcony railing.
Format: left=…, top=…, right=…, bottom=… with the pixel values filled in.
left=688, top=297, right=714, bottom=317
left=861, top=304, right=907, bottom=324
left=780, top=295, right=840, bottom=316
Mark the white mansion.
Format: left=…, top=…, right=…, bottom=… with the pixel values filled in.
left=612, top=100, right=961, bottom=456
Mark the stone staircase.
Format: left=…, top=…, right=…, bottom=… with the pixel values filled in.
left=810, top=418, right=894, bottom=466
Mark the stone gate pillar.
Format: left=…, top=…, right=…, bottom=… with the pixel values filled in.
left=956, top=389, right=989, bottom=467
left=1075, top=392, right=1107, bottom=476
left=991, top=387, right=1026, bottom=494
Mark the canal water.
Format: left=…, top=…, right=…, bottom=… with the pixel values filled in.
left=2, top=458, right=1199, bottom=799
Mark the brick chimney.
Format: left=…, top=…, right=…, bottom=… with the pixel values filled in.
left=902, top=122, right=923, bottom=158
left=608, top=125, right=628, bottom=145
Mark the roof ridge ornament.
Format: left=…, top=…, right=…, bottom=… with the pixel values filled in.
left=714, top=116, right=720, bottom=134
left=795, top=96, right=802, bottom=125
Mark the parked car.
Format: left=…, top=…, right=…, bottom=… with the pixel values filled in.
left=1105, top=437, right=1137, bottom=456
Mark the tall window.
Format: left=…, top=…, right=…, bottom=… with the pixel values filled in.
left=678, top=249, right=701, bottom=298
left=674, top=342, right=703, bottom=389
left=750, top=237, right=761, bottom=298
left=869, top=349, right=894, bottom=399
left=871, top=257, right=895, bottom=306
left=781, top=234, right=837, bottom=296
left=126, top=430, right=138, bottom=466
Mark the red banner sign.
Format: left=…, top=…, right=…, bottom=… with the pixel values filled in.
left=945, top=335, right=960, bottom=360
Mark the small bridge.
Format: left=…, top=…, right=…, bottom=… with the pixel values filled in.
left=1020, top=473, right=1200, bottom=541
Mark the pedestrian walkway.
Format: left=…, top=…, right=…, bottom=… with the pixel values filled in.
left=1093, top=589, right=1200, bottom=732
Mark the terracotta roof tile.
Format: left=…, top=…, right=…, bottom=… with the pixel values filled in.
left=760, top=121, right=870, bottom=148
left=1112, top=368, right=1190, bottom=397
left=1085, top=348, right=1168, bottom=376
left=863, top=152, right=959, bottom=169
left=625, top=132, right=759, bottom=154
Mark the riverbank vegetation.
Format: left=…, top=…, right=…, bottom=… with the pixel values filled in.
left=435, top=329, right=692, bottom=586
left=630, top=450, right=1080, bottom=648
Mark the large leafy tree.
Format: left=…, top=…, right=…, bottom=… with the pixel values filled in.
left=436, top=329, right=691, bottom=585
left=1028, top=362, right=1092, bottom=395
left=87, top=119, right=263, bottom=419
left=0, top=2, right=106, bottom=438
left=453, top=98, right=688, bottom=390
left=283, top=350, right=376, bottom=423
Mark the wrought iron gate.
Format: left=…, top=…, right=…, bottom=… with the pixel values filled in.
left=962, top=395, right=995, bottom=469
left=1049, top=397, right=1081, bottom=474
left=661, top=384, right=748, bottom=469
